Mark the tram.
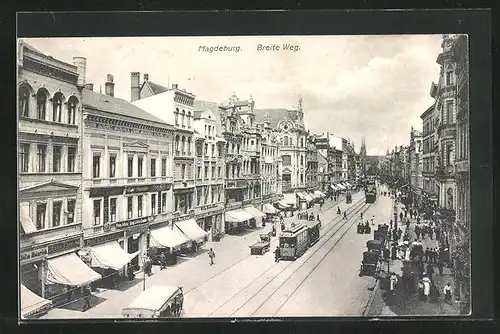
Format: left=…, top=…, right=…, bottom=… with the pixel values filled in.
left=279, top=224, right=309, bottom=260
left=365, top=179, right=377, bottom=203
left=304, top=220, right=321, bottom=246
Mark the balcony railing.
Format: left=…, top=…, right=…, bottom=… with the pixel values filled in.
left=88, top=176, right=173, bottom=187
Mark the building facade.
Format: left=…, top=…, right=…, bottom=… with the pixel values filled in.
left=305, top=135, right=319, bottom=192
left=420, top=103, right=439, bottom=206
left=257, top=115, right=281, bottom=204
left=409, top=127, right=424, bottom=206
left=18, top=41, right=84, bottom=298
left=434, top=35, right=458, bottom=213
left=192, top=100, right=226, bottom=238
left=81, top=76, right=176, bottom=270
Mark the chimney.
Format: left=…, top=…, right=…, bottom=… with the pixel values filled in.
left=172, top=84, right=178, bottom=89
left=131, top=72, right=140, bottom=102
left=73, top=57, right=87, bottom=87
left=85, top=83, right=94, bottom=91
left=105, top=74, right=115, bottom=97
left=143, top=73, right=149, bottom=81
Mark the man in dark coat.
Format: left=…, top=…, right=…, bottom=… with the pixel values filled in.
left=274, top=246, right=280, bottom=263
left=160, top=252, right=167, bottom=270
left=82, top=286, right=92, bottom=311
left=426, top=262, right=435, bottom=280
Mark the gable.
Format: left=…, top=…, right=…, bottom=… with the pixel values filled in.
left=282, top=167, right=292, bottom=174
left=205, top=110, right=216, bottom=121
left=20, top=180, right=79, bottom=194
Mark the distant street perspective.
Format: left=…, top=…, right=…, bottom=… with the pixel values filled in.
left=18, top=34, right=470, bottom=319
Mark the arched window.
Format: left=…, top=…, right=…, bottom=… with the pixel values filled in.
left=187, top=111, right=191, bottom=128
left=187, top=137, right=192, bottom=155
left=18, top=86, right=30, bottom=118
left=175, top=108, right=179, bottom=126
left=175, top=135, right=180, bottom=152
left=284, top=136, right=289, bottom=146
left=447, top=187, right=454, bottom=209
left=181, top=110, right=186, bottom=127
left=52, top=92, right=64, bottom=123
left=67, top=96, right=78, bottom=125
left=36, top=89, right=48, bottom=120
left=181, top=136, right=186, bottom=154
left=231, top=143, right=235, bottom=154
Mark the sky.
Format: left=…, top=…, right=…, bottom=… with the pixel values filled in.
left=22, top=35, right=443, bottom=155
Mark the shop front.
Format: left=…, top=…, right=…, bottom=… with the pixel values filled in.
left=243, top=205, right=266, bottom=227
left=117, top=217, right=152, bottom=271
left=149, top=223, right=191, bottom=265
left=195, top=203, right=225, bottom=240
left=175, top=218, right=209, bottom=252
left=224, top=209, right=254, bottom=234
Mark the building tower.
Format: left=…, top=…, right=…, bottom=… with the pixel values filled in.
left=360, top=136, right=367, bottom=173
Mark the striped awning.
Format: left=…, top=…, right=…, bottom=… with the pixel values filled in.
left=20, top=284, right=52, bottom=318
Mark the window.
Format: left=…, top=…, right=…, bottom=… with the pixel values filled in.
left=19, top=86, right=30, bottom=117
left=151, top=158, right=156, bottom=177
left=67, top=199, right=75, bottom=224
left=301, top=138, right=304, bottom=147
left=19, top=143, right=29, bottom=173
left=181, top=110, right=185, bottom=127
left=138, top=156, right=143, bottom=177
left=197, top=187, right=202, bottom=206
left=446, top=144, right=453, bottom=166
left=282, top=155, right=291, bottom=165
left=211, top=166, right=215, bottom=179
left=36, top=203, right=46, bottom=230
left=175, top=135, right=180, bottom=153
left=251, top=140, right=254, bottom=146
left=175, top=108, right=179, bottom=126
left=128, top=155, right=133, bottom=177
left=187, top=111, right=191, bottom=128
left=110, top=198, right=117, bottom=222
left=127, top=197, right=133, bottom=219
left=52, top=201, right=62, bottom=227
left=109, top=155, right=116, bottom=178
left=37, top=145, right=47, bottom=172
left=197, top=166, right=201, bottom=179
left=446, top=71, right=454, bottom=86
left=161, top=158, right=167, bottom=176
left=204, top=143, right=208, bottom=156
left=181, top=164, right=186, bottom=179
left=187, top=138, right=192, bottom=155
left=151, top=193, right=157, bottom=215
left=218, top=166, right=221, bottom=178
left=52, top=92, right=63, bottom=123
left=204, top=166, right=209, bottom=179
left=92, top=153, right=100, bottom=178
left=196, top=144, right=203, bottom=156
left=93, top=200, right=101, bottom=225
left=138, top=196, right=143, bottom=217
left=446, top=100, right=453, bottom=124
left=300, top=156, right=304, bottom=166
left=67, top=97, right=77, bottom=124
left=53, top=146, right=62, bottom=172
left=67, top=147, right=76, bottom=173
left=212, top=144, right=215, bottom=156
left=161, top=193, right=167, bottom=213
left=284, top=136, right=289, bottom=146
left=36, top=90, right=47, bottom=120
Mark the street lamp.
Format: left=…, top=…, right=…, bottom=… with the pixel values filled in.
left=142, top=255, right=148, bottom=291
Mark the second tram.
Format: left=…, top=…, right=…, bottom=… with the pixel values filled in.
left=279, top=224, right=309, bottom=260
left=365, top=179, right=377, bottom=203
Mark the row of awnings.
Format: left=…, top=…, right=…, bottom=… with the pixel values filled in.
left=21, top=284, right=52, bottom=319
left=225, top=206, right=266, bottom=223
left=150, top=218, right=209, bottom=248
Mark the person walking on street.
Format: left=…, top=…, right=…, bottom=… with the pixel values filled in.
left=443, top=283, right=453, bottom=303
left=360, top=212, right=363, bottom=221
left=438, top=258, right=444, bottom=276
left=208, top=248, right=215, bottom=266
left=274, top=246, right=280, bottom=263
left=160, top=252, right=167, bottom=270
left=82, top=285, right=92, bottom=311
left=337, top=207, right=341, bottom=215
left=343, top=211, right=347, bottom=220
left=399, top=212, right=404, bottom=222
left=426, top=262, right=434, bottom=280
left=371, top=215, right=375, bottom=226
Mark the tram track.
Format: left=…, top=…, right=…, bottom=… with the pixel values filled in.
left=205, top=196, right=370, bottom=317
left=184, top=193, right=351, bottom=295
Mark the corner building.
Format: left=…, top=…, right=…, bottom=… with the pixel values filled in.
left=18, top=41, right=85, bottom=300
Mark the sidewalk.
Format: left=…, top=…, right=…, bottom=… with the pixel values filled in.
left=41, top=193, right=347, bottom=319
left=373, top=202, right=461, bottom=316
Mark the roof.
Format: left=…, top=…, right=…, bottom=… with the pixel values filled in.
left=255, top=108, right=290, bottom=128
left=124, top=286, right=181, bottom=311
left=420, top=104, right=435, bottom=120
left=22, top=42, right=78, bottom=71
left=194, top=100, right=220, bottom=113
left=143, top=80, right=169, bottom=96
left=82, top=89, right=170, bottom=126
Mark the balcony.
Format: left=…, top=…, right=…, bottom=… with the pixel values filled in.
left=173, top=179, right=195, bottom=189
left=87, top=176, right=173, bottom=188
left=437, top=122, right=456, bottom=139
left=435, top=165, right=455, bottom=180
left=174, top=151, right=194, bottom=159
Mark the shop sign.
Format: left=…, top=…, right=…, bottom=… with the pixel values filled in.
left=172, top=213, right=194, bottom=223
left=115, top=216, right=153, bottom=229
left=84, top=231, right=123, bottom=247
left=125, top=183, right=171, bottom=195
left=89, top=187, right=124, bottom=198
left=20, top=247, right=48, bottom=263
left=126, top=224, right=149, bottom=237
left=48, top=238, right=81, bottom=255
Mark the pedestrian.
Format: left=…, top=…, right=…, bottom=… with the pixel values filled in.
left=371, top=215, right=375, bottom=226
left=361, top=212, right=364, bottom=220
left=426, top=262, right=434, bottom=280
left=406, top=219, right=410, bottom=230
left=274, top=246, right=280, bottom=263
left=390, top=272, right=398, bottom=295
left=391, top=244, right=398, bottom=260
left=208, top=248, right=215, bottom=265
left=399, top=212, right=404, bottom=221
left=422, top=276, right=431, bottom=301
left=82, top=285, right=92, bottom=311
left=160, top=252, right=167, bottom=270
left=337, top=207, right=341, bottom=215
left=317, top=213, right=320, bottom=221
left=443, top=282, right=453, bottom=303
left=438, top=258, right=444, bottom=276
left=343, top=211, right=347, bottom=220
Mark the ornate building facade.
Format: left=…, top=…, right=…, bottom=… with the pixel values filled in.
left=257, top=115, right=281, bottom=204
left=18, top=41, right=85, bottom=299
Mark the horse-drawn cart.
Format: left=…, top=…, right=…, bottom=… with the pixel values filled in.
left=249, top=233, right=271, bottom=255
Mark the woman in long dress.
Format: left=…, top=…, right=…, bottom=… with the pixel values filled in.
left=422, top=276, right=431, bottom=300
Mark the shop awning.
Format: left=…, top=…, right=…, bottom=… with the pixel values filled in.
left=243, top=206, right=266, bottom=218
left=282, top=193, right=297, bottom=206
left=345, top=182, right=353, bottom=187
left=20, top=284, right=52, bottom=318
left=296, top=192, right=306, bottom=200
left=90, top=241, right=139, bottom=271
left=336, top=184, right=346, bottom=190
left=46, top=253, right=101, bottom=286
left=277, top=201, right=290, bottom=209
left=262, top=203, right=278, bottom=214
left=330, top=184, right=338, bottom=191
left=150, top=225, right=191, bottom=249
left=175, top=219, right=208, bottom=243
left=225, top=209, right=254, bottom=223
left=20, top=202, right=36, bottom=234
left=314, top=190, right=326, bottom=198
left=304, top=193, right=314, bottom=202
